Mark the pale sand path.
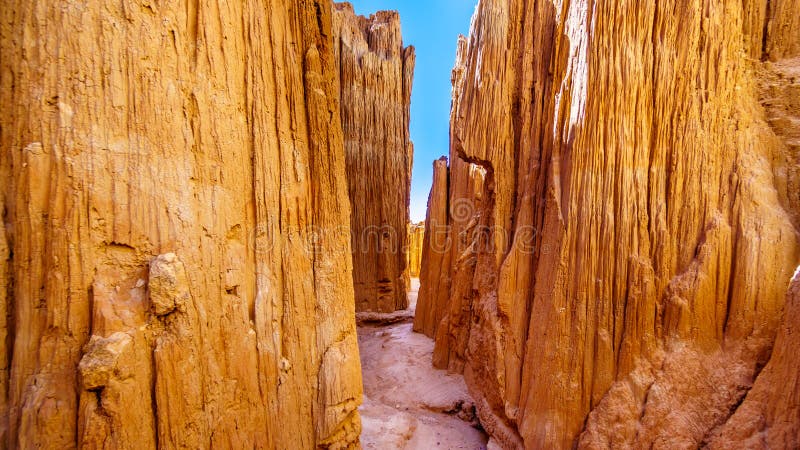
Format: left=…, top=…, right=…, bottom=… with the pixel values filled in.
left=358, top=279, right=488, bottom=449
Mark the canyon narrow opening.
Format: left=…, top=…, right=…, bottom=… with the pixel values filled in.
left=335, top=1, right=487, bottom=448
left=4, top=0, right=799, bottom=447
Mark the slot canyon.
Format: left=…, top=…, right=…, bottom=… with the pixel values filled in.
left=0, top=1, right=798, bottom=450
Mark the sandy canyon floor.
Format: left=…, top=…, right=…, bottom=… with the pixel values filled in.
left=357, top=280, right=488, bottom=449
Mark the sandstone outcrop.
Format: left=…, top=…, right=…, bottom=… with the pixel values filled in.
left=0, top=1, right=362, bottom=448
left=415, top=153, right=488, bottom=349
left=417, top=0, right=800, bottom=448
left=414, top=157, right=450, bottom=337
left=407, top=223, right=425, bottom=278
left=333, top=3, right=416, bottom=313
left=706, top=267, right=800, bottom=449
left=760, top=56, right=800, bottom=226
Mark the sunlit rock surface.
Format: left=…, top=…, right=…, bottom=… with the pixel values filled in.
left=407, top=223, right=425, bottom=278
left=333, top=2, right=416, bottom=313
left=417, top=0, right=800, bottom=448
left=0, top=1, right=362, bottom=447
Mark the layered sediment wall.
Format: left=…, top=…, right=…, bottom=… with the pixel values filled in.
left=333, top=2, right=416, bottom=313
left=0, top=1, right=362, bottom=447
left=416, top=0, right=800, bottom=447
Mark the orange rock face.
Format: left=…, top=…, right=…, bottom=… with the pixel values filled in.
left=333, top=3, right=416, bottom=313
left=407, top=223, right=425, bottom=278
left=414, top=157, right=451, bottom=337
left=0, top=1, right=362, bottom=448
left=415, top=153, right=487, bottom=361
left=418, top=0, right=800, bottom=448
left=706, top=267, right=800, bottom=449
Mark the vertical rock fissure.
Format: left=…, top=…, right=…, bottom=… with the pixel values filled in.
left=761, top=0, right=772, bottom=61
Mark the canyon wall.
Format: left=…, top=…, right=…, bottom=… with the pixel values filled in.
left=706, top=267, right=800, bottom=448
left=333, top=3, right=415, bottom=313
left=407, top=223, right=424, bottom=278
left=414, top=158, right=451, bottom=336
left=415, top=152, right=488, bottom=358
left=418, top=0, right=800, bottom=448
left=0, top=1, right=363, bottom=448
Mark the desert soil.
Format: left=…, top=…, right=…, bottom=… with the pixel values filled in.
left=357, top=279, right=488, bottom=449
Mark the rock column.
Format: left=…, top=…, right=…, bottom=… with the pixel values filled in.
left=333, top=2, right=416, bottom=313
left=418, top=0, right=800, bottom=447
left=0, top=1, right=362, bottom=447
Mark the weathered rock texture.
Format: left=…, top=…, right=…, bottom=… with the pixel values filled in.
left=415, top=153, right=487, bottom=347
left=0, top=1, right=362, bottom=448
left=333, top=3, right=416, bottom=313
left=418, top=0, right=800, bottom=448
left=706, top=267, right=800, bottom=449
left=414, top=158, right=450, bottom=337
left=407, top=223, right=425, bottom=278
left=760, top=57, right=800, bottom=226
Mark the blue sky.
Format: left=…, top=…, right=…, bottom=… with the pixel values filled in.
left=346, top=0, right=478, bottom=222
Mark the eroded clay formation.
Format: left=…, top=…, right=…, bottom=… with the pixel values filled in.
left=417, top=0, right=800, bottom=448
left=333, top=2, right=416, bottom=313
left=3, top=0, right=799, bottom=447
left=0, top=1, right=363, bottom=448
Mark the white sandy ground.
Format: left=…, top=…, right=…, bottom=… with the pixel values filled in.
left=358, top=279, right=489, bottom=449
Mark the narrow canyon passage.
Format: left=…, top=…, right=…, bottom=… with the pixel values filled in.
left=2, top=0, right=799, bottom=447
left=357, top=280, right=488, bottom=449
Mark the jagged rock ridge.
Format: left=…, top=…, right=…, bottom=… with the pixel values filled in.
left=417, top=0, right=800, bottom=448
left=333, top=2, right=416, bottom=313
left=0, top=1, right=362, bottom=448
